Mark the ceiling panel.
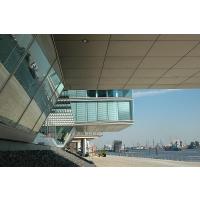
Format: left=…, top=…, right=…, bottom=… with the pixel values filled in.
left=104, top=57, right=142, bottom=69
left=163, top=69, right=200, bottom=77
left=158, top=34, right=200, bottom=41
left=133, top=69, right=167, bottom=77
left=156, top=77, right=186, bottom=84
left=101, top=69, right=133, bottom=78
left=60, top=57, right=104, bottom=69
left=55, top=41, right=108, bottom=56
left=177, top=84, right=199, bottom=88
left=54, top=34, right=110, bottom=41
left=128, top=78, right=157, bottom=84
left=186, top=44, right=200, bottom=56
left=139, top=57, right=180, bottom=69
left=70, top=84, right=97, bottom=90
left=107, top=41, right=154, bottom=56
left=111, top=34, right=158, bottom=41
left=99, top=78, right=127, bottom=85
left=98, top=84, right=124, bottom=89
left=53, top=34, right=200, bottom=89
left=63, top=69, right=100, bottom=78
left=183, top=77, right=200, bottom=84
left=150, top=84, right=177, bottom=89
left=174, top=57, right=200, bottom=69
left=124, top=84, right=150, bottom=89
left=66, top=78, right=98, bottom=85
left=194, top=72, right=200, bottom=77
left=147, top=41, right=198, bottom=56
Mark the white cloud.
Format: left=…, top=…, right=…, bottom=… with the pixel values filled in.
left=133, top=89, right=182, bottom=98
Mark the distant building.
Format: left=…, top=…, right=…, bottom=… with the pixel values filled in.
left=113, top=140, right=122, bottom=152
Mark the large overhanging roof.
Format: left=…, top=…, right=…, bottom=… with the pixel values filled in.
left=53, top=34, right=200, bottom=89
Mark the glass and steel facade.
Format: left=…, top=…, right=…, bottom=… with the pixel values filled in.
left=63, top=90, right=133, bottom=124
left=39, top=89, right=133, bottom=147
left=0, top=34, right=64, bottom=142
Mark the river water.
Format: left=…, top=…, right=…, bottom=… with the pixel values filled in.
left=107, top=149, right=200, bottom=162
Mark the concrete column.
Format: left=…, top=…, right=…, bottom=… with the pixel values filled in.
left=76, top=141, right=80, bottom=152
left=81, top=138, right=87, bottom=157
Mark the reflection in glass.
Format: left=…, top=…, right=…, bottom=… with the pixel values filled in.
left=87, top=90, right=96, bottom=97
left=108, top=102, right=118, bottom=120
left=87, top=102, right=97, bottom=122
left=97, top=90, right=107, bottom=97
left=98, top=102, right=108, bottom=120
left=118, top=102, right=130, bottom=120
left=108, top=90, right=117, bottom=97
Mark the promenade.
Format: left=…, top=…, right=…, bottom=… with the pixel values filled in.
left=90, top=155, right=200, bottom=167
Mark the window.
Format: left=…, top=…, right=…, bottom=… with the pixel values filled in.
left=118, top=90, right=132, bottom=97
left=87, top=102, right=97, bottom=122
left=108, top=90, right=117, bottom=97
left=76, top=90, right=87, bottom=97
left=97, top=90, right=107, bottom=97
left=98, top=102, right=108, bottom=120
left=118, top=102, right=130, bottom=120
left=108, top=102, right=118, bottom=121
left=76, top=103, right=87, bottom=122
left=87, top=90, right=96, bottom=97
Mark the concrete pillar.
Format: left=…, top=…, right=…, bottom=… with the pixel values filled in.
left=76, top=141, right=80, bottom=152
left=81, top=138, right=87, bottom=157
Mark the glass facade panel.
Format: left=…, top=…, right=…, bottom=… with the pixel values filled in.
left=87, top=90, right=96, bottom=97
left=68, top=90, right=76, bottom=97
left=76, top=90, right=87, bottom=97
left=70, top=103, right=77, bottom=120
left=0, top=35, right=33, bottom=90
left=97, top=90, right=107, bottom=97
left=118, top=89, right=132, bottom=97
left=33, top=113, right=46, bottom=132
left=108, top=102, right=118, bottom=121
left=87, top=102, right=97, bottom=122
left=76, top=103, right=87, bottom=122
left=118, top=102, right=130, bottom=120
left=0, top=35, right=17, bottom=64
left=108, top=90, right=117, bottom=97
left=14, top=40, right=52, bottom=98
left=48, top=83, right=64, bottom=114
left=4, top=35, right=33, bottom=73
left=98, top=102, right=108, bottom=120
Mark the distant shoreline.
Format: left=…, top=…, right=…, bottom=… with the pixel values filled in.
left=106, top=149, right=200, bottom=162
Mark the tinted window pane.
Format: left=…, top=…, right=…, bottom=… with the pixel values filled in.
left=0, top=35, right=16, bottom=64
left=108, top=90, right=117, bottom=97
left=87, top=90, right=96, bottom=97
left=118, top=89, right=132, bottom=97
left=98, top=90, right=107, bottom=97
left=14, top=40, right=52, bottom=98
left=4, top=35, right=33, bottom=73
left=0, top=35, right=33, bottom=90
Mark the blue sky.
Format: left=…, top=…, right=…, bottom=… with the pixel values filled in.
left=92, top=89, right=200, bottom=148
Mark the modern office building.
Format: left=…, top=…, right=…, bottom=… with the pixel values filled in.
left=1, top=34, right=200, bottom=144
left=39, top=89, right=133, bottom=155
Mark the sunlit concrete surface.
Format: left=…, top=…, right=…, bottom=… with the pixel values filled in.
left=89, top=155, right=200, bottom=167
